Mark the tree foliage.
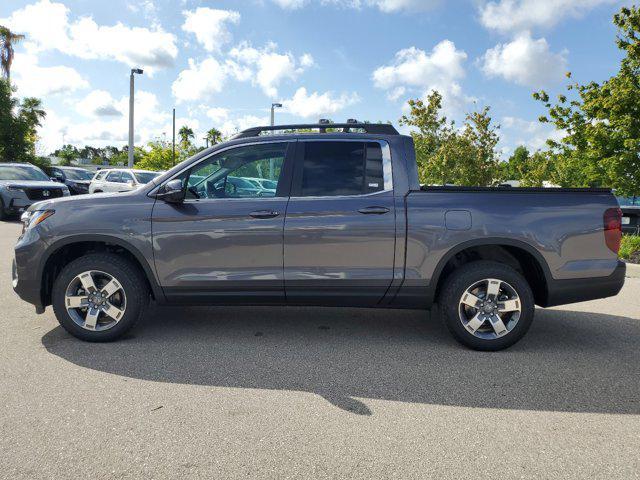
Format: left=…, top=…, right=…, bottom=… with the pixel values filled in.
left=400, top=91, right=500, bottom=186
left=534, top=5, right=640, bottom=195
left=0, top=25, right=25, bottom=81
left=0, top=79, right=45, bottom=163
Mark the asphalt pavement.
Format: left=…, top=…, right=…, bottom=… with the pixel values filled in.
left=0, top=220, right=638, bottom=479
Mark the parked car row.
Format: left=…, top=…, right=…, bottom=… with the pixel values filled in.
left=0, top=163, right=163, bottom=219
left=617, top=195, right=640, bottom=234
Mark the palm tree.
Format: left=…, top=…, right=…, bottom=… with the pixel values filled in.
left=178, top=125, right=195, bottom=146
left=0, top=26, right=26, bottom=82
left=20, top=97, right=46, bottom=129
left=205, top=127, right=222, bottom=147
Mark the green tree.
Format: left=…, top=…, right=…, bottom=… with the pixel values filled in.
left=0, top=26, right=25, bottom=82
left=534, top=5, right=640, bottom=195
left=0, top=78, right=44, bottom=163
left=400, top=91, right=500, bottom=186
left=500, top=146, right=530, bottom=181
left=178, top=125, right=194, bottom=148
left=135, top=139, right=174, bottom=171
left=54, top=144, right=79, bottom=166
left=205, top=127, right=222, bottom=147
left=19, top=97, right=46, bottom=153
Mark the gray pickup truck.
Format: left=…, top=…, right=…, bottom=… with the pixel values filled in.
left=12, top=123, right=625, bottom=350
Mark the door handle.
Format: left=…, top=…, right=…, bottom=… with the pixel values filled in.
left=249, top=210, right=280, bottom=219
left=358, top=206, right=390, bottom=215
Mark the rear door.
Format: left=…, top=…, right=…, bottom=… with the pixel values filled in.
left=284, top=140, right=396, bottom=306
left=151, top=141, right=295, bottom=304
left=104, top=171, right=122, bottom=192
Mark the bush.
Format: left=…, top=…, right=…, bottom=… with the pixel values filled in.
left=620, top=235, right=640, bottom=263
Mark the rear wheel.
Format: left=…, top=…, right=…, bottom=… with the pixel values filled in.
left=438, top=261, right=535, bottom=351
left=52, top=253, right=149, bottom=341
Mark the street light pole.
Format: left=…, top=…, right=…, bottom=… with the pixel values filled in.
left=269, top=103, right=282, bottom=178
left=128, top=68, right=144, bottom=168
left=270, top=102, right=282, bottom=127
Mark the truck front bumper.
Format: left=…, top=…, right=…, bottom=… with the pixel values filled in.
left=545, top=260, right=626, bottom=307
left=12, top=230, right=48, bottom=314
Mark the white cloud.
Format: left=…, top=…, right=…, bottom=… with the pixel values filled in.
left=271, top=0, right=439, bottom=12
left=76, top=90, right=122, bottom=117
left=373, top=42, right=466, bottom=90
left=282, top=87, right=360, bottom=118
left=501, top=116, right=565, bottom=152
left=206, top=107, right=231, bottom=124
left=1, top=0, right=178, bottom=70
left=481, top=33, right=567, bottom=87
left=11, top=54, right=88, bottom=97
left=229, top=42, right=314, bottom=97
left=171, top=58, right=231, bottom=104
left=220, top=115, right=270, bottom=137
left=478, top=0, right=619, bottom=34
left=372, top=40, right=473, bottom=117
left=182, top=7, right=240, bottom=53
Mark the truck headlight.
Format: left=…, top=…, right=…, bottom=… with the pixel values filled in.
left=20, top=209, right=55, bottom=232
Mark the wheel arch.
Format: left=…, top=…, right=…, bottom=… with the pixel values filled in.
left=430, top=238, right=553, bottom=307
left=39, top=234, right=164, bottom=307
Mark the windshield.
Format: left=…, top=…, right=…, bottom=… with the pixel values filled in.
left=617, top=195, right=640, bottom=206
left=133, top=171, right=160, bottom=184
left=63, top=168, right=93, bottom=180
left=0, top=165, right=50, bottom=181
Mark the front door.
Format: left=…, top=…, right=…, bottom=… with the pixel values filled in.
left=152, top=141, right=294, bottom=304
left=284, top=140, right=397, bottom=306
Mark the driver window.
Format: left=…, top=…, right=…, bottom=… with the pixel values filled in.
left=183, top=143, right=287, bottom=200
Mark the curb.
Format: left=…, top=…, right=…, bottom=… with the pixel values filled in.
left=625, top=262, right=640, bottom=278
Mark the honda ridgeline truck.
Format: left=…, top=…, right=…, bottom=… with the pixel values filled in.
left=12, top=123, right=626, bottom=350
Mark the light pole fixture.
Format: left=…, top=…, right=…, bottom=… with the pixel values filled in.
left=128, top=68, right=144, bottom=168
left=270, top=103, right=282, bottom=126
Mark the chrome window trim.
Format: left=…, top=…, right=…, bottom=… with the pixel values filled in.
left=150, top=137, right=393, bottom=201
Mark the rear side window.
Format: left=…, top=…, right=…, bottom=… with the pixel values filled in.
left=299, top=141, right=385, bottom=197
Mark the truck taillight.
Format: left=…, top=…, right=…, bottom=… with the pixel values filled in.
left=604, top=207, right=622, bottom=254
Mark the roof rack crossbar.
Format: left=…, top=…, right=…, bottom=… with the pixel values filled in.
left=232, top=123, right=399, bottom=139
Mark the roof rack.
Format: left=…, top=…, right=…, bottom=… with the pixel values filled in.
left=232, top=122, right=399, bottom=139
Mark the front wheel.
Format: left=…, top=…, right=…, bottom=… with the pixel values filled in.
left=438, top=261, right=535, bottom=351
left=52, top=253, right=149, bottom=341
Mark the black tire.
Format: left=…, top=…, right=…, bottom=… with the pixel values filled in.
left=0, top=198, right=8, bottom=221
left=52, top=253, right=149, bottom=342
left=438, top=261, right=535, bottom=351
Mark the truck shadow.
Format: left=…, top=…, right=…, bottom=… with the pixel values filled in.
left=41, top=306, right=640, bottom=416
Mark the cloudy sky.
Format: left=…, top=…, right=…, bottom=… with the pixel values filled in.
left=1, top=0, right=626, bottom=155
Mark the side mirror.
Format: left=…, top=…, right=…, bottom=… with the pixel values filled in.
left=127, top=180, right=135, bottom=187
left=156, top=179, right=184, bottom=203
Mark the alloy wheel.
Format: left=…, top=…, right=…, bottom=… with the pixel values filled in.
left=64, top=270, right=127, bottom=331
left=458, top=278, right=522, bottom=340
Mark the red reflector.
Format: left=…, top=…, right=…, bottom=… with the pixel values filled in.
left=604, top=207, right=622, bottom=254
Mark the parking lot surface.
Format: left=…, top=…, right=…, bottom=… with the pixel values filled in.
left=1, top=220, right=639, bottom=479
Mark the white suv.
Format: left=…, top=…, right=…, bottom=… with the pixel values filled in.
left=89, top=169, right=161, bottom=194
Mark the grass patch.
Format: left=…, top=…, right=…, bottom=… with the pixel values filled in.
left=620, top=235, right=640, bottom=263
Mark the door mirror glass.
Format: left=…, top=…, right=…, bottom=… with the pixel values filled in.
left=156, top=179, right=184, bottom=203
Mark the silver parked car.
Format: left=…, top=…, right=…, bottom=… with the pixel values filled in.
left=89, top=168, right=161, bottom=194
